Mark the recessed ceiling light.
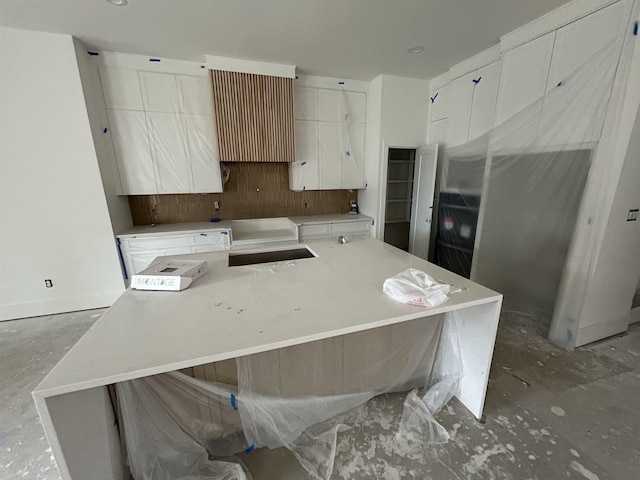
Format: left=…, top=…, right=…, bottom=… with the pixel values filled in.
left=408, top=46, right=425, bottom=54
left=108, top=0, right=128, bottom=6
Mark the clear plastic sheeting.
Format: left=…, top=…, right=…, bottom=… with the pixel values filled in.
left=116, top=313, right=463, bottom=480
left=433, top=21, right=636, bottom=343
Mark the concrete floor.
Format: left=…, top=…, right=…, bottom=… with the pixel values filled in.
left=1, top=309, right=639, bottom=480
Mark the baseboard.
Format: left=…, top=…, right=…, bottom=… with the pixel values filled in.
left=630, top=307, right=640, bottom=325
left=574, top=314, right=630, bottom=347
left=0, top=290, right=121, bottom=321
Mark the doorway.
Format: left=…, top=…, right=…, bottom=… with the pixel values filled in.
left=384, top=148, right=415, bottom=251
left=383, top=145, right=439, bottom=258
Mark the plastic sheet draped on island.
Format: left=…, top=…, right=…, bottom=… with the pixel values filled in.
left=116, top=313, right=463, bottom=480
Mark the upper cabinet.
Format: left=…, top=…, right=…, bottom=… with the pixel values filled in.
left=448, top=59, right=501, bottom=147
left=494, top=32, right=555, bottom=126
left=427, top=81, right=450, bottom=146
left=289, top=82, right=367, bottom=191
left=100, top=67, right=223, bottom=195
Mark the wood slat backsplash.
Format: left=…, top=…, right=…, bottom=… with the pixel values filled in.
left=211, top=70, right=295, bottom=162
left=129, top=163, right=358, bottom=225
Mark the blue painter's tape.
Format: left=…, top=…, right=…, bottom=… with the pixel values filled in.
left=338, top=81, right=345, bottom=85
left=634, top=21, right=638, bottom=36
left=245, top=444, right=256, bottom=454
left=200, top=233, right=207, bottom=236
left=301, top=161, right=307, bottom=166
left=87, top=51, right=99, bottom=56
left=221, top=231, right=229, bottom=235
left=430, top=92, right=438, bottom=103
left=346, top=151, right=351, bottom=157
left=557, top=81, right=563, bottom=87
left=116, top=238, right=129, bottom=280
left=103, top=127, right=108, bottom=134
left=365, top=183, right=368, bottom=188
left=472, top=77, right=482, bottom=85
left=295, top=76, right=299, bottom=79
left=201, top=65, right=206, bottom=69
left=303, top=186, right=306, bottom=191
left=372, top=220, right=375, bottom=226
left=149, top=58, right=161, bottom=62
left=230, top=394, right=238, bottom=410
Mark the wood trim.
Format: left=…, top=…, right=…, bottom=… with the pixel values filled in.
left=211, top=70, right=295, bottom=162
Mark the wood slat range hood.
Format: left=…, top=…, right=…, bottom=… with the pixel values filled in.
left=206, top=56, right=296, bottom=163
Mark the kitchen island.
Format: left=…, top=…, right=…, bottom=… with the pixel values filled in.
left=34, top=238, right=502, bottom=480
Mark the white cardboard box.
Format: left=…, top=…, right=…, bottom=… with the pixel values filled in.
left=131, top=259, right=207, bottom=291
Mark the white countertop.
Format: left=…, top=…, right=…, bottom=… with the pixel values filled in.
left=117, top=214, right=374, bottom=237
left=35, top=238, right=500, bottom=398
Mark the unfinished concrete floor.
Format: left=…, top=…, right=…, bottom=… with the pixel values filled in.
left=1, top=309, right=639, bottom=479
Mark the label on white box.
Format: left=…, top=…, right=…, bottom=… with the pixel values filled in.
left=131, top=259, right=207, bottom=291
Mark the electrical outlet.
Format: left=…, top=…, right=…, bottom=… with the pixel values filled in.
left=45, top=279, right=53, bottom=288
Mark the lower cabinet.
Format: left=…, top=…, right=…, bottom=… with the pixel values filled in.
left=117, top=229, right=231, bottom=280
left=299, top=220, right=372, bottom=242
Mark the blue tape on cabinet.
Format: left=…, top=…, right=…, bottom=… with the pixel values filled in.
left=221, top=231, right=229, bottom=235
left=301, top=161, right=307, bottom=166
left=472, top=77, right=482, bottom=85
left=634, top=21, right=638, bottom=36
left=87, top=51, right=99, bottom=56
left=230, top=394, right=238, bottom=410
left=149, top=58, right=161, bottom=62
left=338, top=81, right=345, bottom=85
left=103, top=127, right=108, bottom=134
left=430, top=92, right=438, bottom=103
left=244, top=445, right=255, bottom=454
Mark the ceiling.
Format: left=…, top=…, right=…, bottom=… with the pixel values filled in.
left=0, top=0, right=573, bottom=81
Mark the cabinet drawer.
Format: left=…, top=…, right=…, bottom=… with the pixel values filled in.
left=329, top=221, right=371, bottom=235
left=300, top=224, right=330, bottom=237
left=124, top=235, right=192, bottom=251
left=191, top=231, right=230, bottom=246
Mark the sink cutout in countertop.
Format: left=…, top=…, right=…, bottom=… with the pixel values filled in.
left=229, top=246, right=316, bottom=267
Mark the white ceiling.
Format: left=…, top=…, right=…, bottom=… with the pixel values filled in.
left=0, top=0, right=572, bottom=80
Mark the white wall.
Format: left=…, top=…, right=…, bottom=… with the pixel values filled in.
left=73, top=39, right=133, bottom=235
left=0, top=27, right=125, bottom=321
left=359, top=75, right=429, bottom=239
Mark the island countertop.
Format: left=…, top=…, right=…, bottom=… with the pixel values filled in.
left=35, top=238, right=500, bottom=398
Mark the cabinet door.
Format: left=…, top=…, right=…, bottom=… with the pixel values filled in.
left=146, top=113, right=191, bottom=193
left=318, top=89, right=342, bottom=122
left=344, top=91, right=367, bottom=124
left=495, top=31, right=556, bottom=125
left=428, top=119, right=449, bottom=146
left=546, top=0, right=629, bottom=90
left=99, top=67, right=144, bottom=110
left=429, top=85, right=450, bottom=122
left=449, top=71, right=476, bottom=146
left=294, top=86, right=318, bottom=120
left=318, top=122, right=343, bottom=189
left=290, top=120, right=319, bottom=190
left=178, top=75, right=215, bottom=115
left=183, top=114, right=223, bottom=193
left=140, top=72, right=180, bottom=113
left=468, top=61, right=501, bottom=140
left=539, top=0, right=630, bottom=145
left=342, top=123, right=366, bottom=189
left=107, top=110, right=157, bottom=194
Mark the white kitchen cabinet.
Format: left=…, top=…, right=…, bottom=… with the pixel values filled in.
left=183, top=114, right=223, bottom=193
left=101, top=66, right=223, bottom=194
left=146, top=112, right=191, bottom=193
left=139, top=72, right=180, bottom=113
left=294, top=86, right=318, bottom=120
left=99, top=67, right=144, bottom=110
left=539, top=0, right=631, bottom=146
left=494, top=31, right=556, bottom=125
left=449, top=71, right=476, bottom=146
left=428, top=119, right=449, bottom=146
left=449, top=60, right=500, bottom=146
left=429, top=85, right=450, bottom=122
left=546, top=1, right=630, bottom=91
left=178, top=75, right=215, bottom=115
left=107, top=109, right=157, bottom=194
left=468, top=61, right=501, bottom=140
left=117, top=229, right=231, bottom=279
left=291, top=85, right=366, bottom=191
left=343, top=123, right=366, bottom=188
left=290, top=120, right=319, bottom=191
left=298, top=219, right=372, bottom=242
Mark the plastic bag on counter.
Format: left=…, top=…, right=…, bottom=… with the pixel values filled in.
left=383, top=268, right=450, bottom=307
